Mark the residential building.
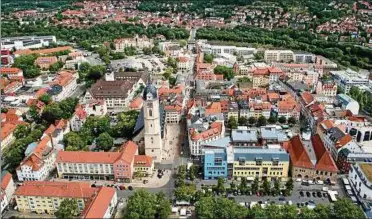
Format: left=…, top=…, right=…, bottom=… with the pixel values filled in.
left=336, top=94, right=360, bottom=115
left=233, top=147, right=289, bottom=181
left=349, top=162, right=372, bottom=200
left=264, top=50, right=295, bottom=63
left=0, top=67, right=24, bottom=79
left=177, top=56, right=190, bottom=72
left=16, top=136, right=57, bottom=181
left=295, top=52, right=315, bottom=63
left=1, top=35, right=56, bottom=50
left=56, top=141, right=138, bottom=182
left=70, top=105, right=88, bottom=132
left=1, top=171, right=16, bottom=213
left=199, top=43, right=256, bottom=57
left=260, top=126, right=289, bottom=146
left=316, top=80, right=337, bottom=97
left=133, top=155, right=154, bottom=176
left=47, top=71, right=77, bottom=101
left=143, top=83, right=164, bottom=162
left=42, top=119, right=70, bottom=151
left=189, top=121, right=225, bottom=156
left=114, top=35, right=153, bottom=51
left=14, top=181, right=117, bottom=218
left=34, top=56, right=58, bottom=69
left=85, top=80, right=136, bottom=112
left=231, top=128, right=258, bottom=147
left=1, top=123, right=17, bottom=151
left=285, top=135, right=338, bottom=181
left=330, top=69, right=369, bottom=94
left=322, top=126, right=356, bottom=161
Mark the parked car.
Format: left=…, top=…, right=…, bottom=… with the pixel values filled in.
left=119, top=185, right=126, bottom=190
left=306, top=192, right=311, bottom=197
left=279, top=196, right=286, bottom=201
left=143, top=180, right=149, bottom=184
left=300, top=191, right=304, bottom=197
left=128, top=186, right=133, bottom=191
left=301, top=181, right=310, bottom=186
left=317, top=191, right=322, bottom=198
left=312, top=192, right=317, bottom=197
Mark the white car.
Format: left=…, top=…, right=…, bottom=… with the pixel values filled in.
left=316, top=180, right=324, bottom=185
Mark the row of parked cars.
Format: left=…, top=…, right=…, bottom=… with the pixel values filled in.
left=299, top=190, right=328, bottom=198
left=91, top=184, right=133, bottom=191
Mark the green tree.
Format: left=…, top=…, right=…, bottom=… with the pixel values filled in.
left=251, top=205, right=266, bottom=219
left=268, top=116, right=277, bottom=124
left=14, top=124, right=31, bottom=139
left=239, top=177, right=248, bottom=194
left=49, top=61, right=63, bottom=73
left=214, top=65, right=235, bottom=80
left=155, top=192, right=171, bottom=219
left=63, top=132, right=87, bottom=151
left=262, top=178, right=271, bottom=195
left=55, top=198, right=79, bottom=219
left=285, top=178, right=294, bottom=196
left=96, top=132, right=114, bottom=151
left=125, top=189, right=157, bottom=219
left=189, top=165, right=198, bottom=181
left=174, top=184, right=196, bottom=201
left=248, top=116, right=257, bottom=126
left=300, top=207, right=317, bottom=219
left=179, top=40, right=187, bottom=47
left=195, top=196, right=215, bottom=219
left=272, top=179, right=281, bottom=196
left=38, top=94, right=52, bottom=105
left=282, top=205, right=298, bottom=219
left=265, top=204, right=282, bottom=219
left=228, top=116, right=238, bottom=129
left=314, top=204, right=331, bottom=219
left=278, top=116, right=287, bottom=124
left=204, top=54, right=214, bottom=63
left=251, top=177, right=259, bottom=194
left=14, top=54, right=41, bottom=78
left=333, top=198, right=365, bottom=219
left=256, top=115, right=267, bottom=127
left=216, top=177, right=225, bottom=194
left=288, top=116, right=297, bottom=125
left=238, top=116, right=248, bottom=126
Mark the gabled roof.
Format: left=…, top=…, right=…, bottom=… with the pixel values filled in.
left=286, top=135, right=313, bottom=169
left=134, top=155, right=153, bottom=167
left=311, top=134, right=338, bottom=172
left=117, top=141, right=138, bottom=164
left=83, top=187, right=116, bottom=219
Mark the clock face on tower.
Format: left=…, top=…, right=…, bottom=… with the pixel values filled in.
left=147, top=102, right=153, bottom=108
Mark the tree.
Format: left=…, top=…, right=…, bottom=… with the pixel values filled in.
left=285, top=178, right=294, bottom=196
left=256, top=115, right=267, bottom=127
left=272, top=179, right=281, bottom=196
left=49, top=61, right=63, bottom=73
left=268, top=116, right=277, bottom=124
left=238, top=116, right=248, bottom=126
left=251, top=177, right=259, bottom=194
left=189, top=165, right=198, bottom=181
left=55, top=198, right=79, bottom=219
left=239, top=177, right=248, bottom=193
left=41, top=103, right=64, bottom=124
left=204, top=54, right=214, bottom=63
left=179, top=39, right=187, bottom=47
left=155, top=192, right=172, bottom=219
left=282, top=204, right=298, bottom=219
left=278, top=116, right=287, bottom=124
left=214, top=65, right=235, bottom=80
left=333, top=198, right=365, bottom=219
left=216, top=177, right=225, bottom=194
left=63, top=132, right=87, bottom=151
left=174, top=184, right=196, bottom=201
left=300, top=207, right=317, bottom=219
left=288, top=116, right=297, bottom=125
left=96, top=132, right=114, bottom=151
left=14, top=54, right=41, bottom=78
left=228, top=116, right=238, bottom=129
left=14, top=125, right=31, bottom=139
left=195, top=196, right=215, bottom=219
left=125, top=189, right=157, bottom=219
left=314, top=204, right=331, bottom=219
left=38, top=94, right=52, bottom=105
left=248, top=116, right=257, bottom=126
left=262, top=178, right=271, bottom=195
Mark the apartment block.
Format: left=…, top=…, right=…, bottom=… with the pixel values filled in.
left=264, top=50, right=295, bottom=63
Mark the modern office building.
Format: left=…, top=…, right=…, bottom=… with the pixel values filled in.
left=330, top=69, right=369, bottom=94
left=1, top=36, right=56, bottom=50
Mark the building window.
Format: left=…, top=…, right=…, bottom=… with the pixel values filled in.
left=149, top=109, right=152, bottom=117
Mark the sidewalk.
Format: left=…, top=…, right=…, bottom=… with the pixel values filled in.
left=52, top=170, right=172, bottom=188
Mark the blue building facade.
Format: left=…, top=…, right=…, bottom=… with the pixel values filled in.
left=203, top=149, right=228, bottom=180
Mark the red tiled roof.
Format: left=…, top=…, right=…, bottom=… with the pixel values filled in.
left=57, top=141, right=138, bottom=164
left=301, top=91, right=314, bottom=105
left=1, top=172, right=12, bottom=190
left=205, top=102, right=222, bottom=115
left=287, top=135, right=314, bottom=169
left=134, top=155, right=153, bottom=167
left=14, top=46, right=72, bottom=56
left=14, top=181, right=96, bottom=199
left=1, top=123, right=17, bottom=140
left=83, top=187, right=116, bottom=219
left=190, top=122, right=222, bottom=141
left=118, top=141, right=138, bottom=164
left=311, top=134, right=338, bottom=172
left=129, top=97, right=143, bottom=109
left=0, top=67, right=22, bottom=74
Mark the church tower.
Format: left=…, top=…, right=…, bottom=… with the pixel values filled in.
left=143, top=82, right=163, bottom=162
